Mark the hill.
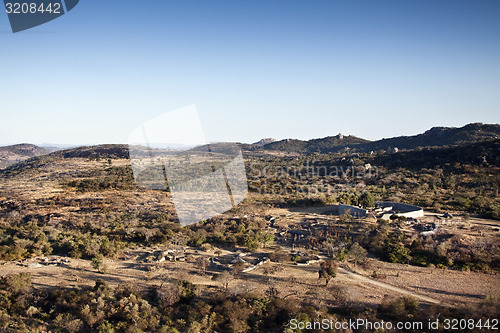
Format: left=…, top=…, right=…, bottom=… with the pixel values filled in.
left=358, top=123, right=500, bottom=152
left=253, top=123, right=500, bottom=154
left=369, top=138, right=500, bottom=170
left=0, top=144, right=130, bottom=178
left=0, top=144, right=49, bottom=168
left=257, top=134, right=369, bottom=154
left=56, top=144, right=130, bottom=159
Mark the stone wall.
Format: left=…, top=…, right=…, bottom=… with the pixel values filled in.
left=338, top=204, right=368, bottom=218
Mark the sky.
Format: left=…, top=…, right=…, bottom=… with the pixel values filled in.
left=1, top=0, right=499, bottom=146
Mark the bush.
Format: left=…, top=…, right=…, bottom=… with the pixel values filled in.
left=385, top=242, right=411, bottom=264
left=91, top=254, right=108, bottom=274
left=359, top=191, right=375, bottom=208
left=0, top=273, right=32, bottom=294
left=318, top=260, right=338, bottom=285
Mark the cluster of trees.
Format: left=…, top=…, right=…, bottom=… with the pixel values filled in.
left=1, top=272, right=497, bottom=332
left=0, top=216, right=129, bottom=261
left=0, top=207, right=279, bottom=262
left=188, top=216, right=275, bottom=251
left=66, top=166, right=136, bottom=192
left=0, top=221, right=52, bottom=260
left=338, top=191, right=375, bottom=208
left=357, top=220, right=500, bottom=272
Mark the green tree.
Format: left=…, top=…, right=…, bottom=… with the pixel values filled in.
left=359, top=191, right=375, bottom=208
left=261, top=233, right=275, bottom=248
left=244, top=233, right=259, bottom=251
left=386, top=243, right=411, bottom=264
left=91, top=254, right=108, bottom=274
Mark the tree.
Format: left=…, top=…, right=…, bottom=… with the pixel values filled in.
left=91, top=254, right=108, bottom=274
left=318, top=260, right=338, bottom=286
left=213, top=271, right=233, bottom=290
left=261, top=233, right=275, bottom=248
left=359, top=191, right=375, bottom=208
left=380, top=296, right=419, bottom=320
left=347, top=242, right=368, bottom=265
left=153, top=283, right=180, bottom=307
left=195, top=257, right=209, bottom=275
left=0, top=272, right=32, bottom=294
left=244, top=233, right=259, bottom=251
left=386, top=243, right=411, bottom=264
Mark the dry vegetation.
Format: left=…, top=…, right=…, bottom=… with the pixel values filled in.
left=0, top=142, right=499, bottom=332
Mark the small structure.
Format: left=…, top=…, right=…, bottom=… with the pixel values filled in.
left=230, top=253, right=248, bottom=264
left=419, top=223, right=438, bottom=236
left=154, top=249, right=186, bottom=262
left=376, top=202, right=424, bottom=220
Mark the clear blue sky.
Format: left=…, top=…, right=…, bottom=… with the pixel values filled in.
left=1, top=0, right=499, bottom=145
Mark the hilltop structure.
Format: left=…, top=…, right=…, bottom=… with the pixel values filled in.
left=339, top=202, right=424, bottom=220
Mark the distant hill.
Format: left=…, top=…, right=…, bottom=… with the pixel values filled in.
left=358, top=123, right=500, bottom=152
left=0, top=144, right=49, bottom=168
left=2, top=122, right=499, bottom=171
left=39, top=144, right=77, bottom=153
left=252, top=123, right=500, bottom=154
left=56, top=144, right=130, bottom=159
left=369, top=138, right=500, bottom=170
left=255, top=134, right=369, bottom=154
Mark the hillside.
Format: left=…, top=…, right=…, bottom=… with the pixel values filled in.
left=358, top=123, right=500, bottom=152
left=0, top=143, right=49, bottom=168
left=56, top=144, right=130, bottom=159
left=0, top=128, right=499, bottom=333
left=258, top=134, right=369, bottom=153
left=369, top=138, right=500, bottom=170
left=0, top=144, right=130, bottom=178
left=253, top=123, right=500, bottom=154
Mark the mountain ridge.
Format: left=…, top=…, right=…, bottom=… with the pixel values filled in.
left=254, top=122, right=500, bottom=154
left=1, top=123, right=499, bottom=171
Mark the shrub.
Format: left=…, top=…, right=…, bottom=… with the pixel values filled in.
left=91, top=254, right=108, bottom=274
left=318, top=260, right=338, bottom=285
left=0, top=273, right=32, bottom=294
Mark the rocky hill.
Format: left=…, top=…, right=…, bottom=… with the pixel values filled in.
left=252, top=138, right=276, bottom=146
left=0, top=144, right=49, bottom=168
left=252, top=123, right=500, bottom=154
left=357, top=123, right=500, bottom=152
left=56, top=144, right=130, bottom=159
left=256, top=134, right=369, bottom=154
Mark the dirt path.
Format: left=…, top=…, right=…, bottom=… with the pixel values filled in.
left=338, top=267, right=442, bottom=304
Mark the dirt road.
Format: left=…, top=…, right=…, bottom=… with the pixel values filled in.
left=338, top=267, right=442, bottom=304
